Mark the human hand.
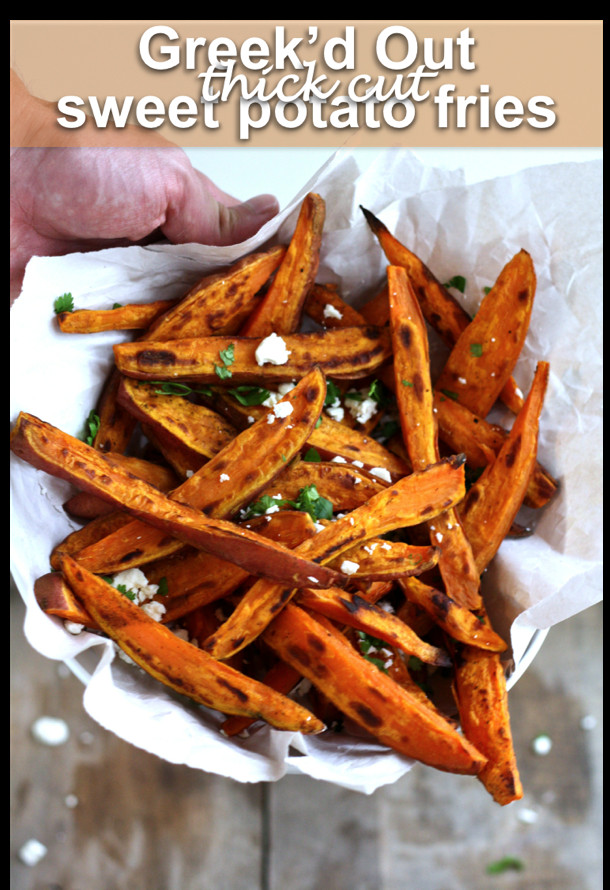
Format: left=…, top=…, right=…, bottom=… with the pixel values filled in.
left=10, top=71, right=279, bottom=303
left=10, top=147, right=279, bottom=302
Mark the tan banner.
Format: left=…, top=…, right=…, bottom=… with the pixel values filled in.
left=10, top=20, right=603, bottom=147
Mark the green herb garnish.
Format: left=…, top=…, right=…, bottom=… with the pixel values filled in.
left=357, top=631, right=390, bottom=672
left=82, top=410, right=101, bottom=446
left=115, top=584, right=136, bottom=602
left=485, top=857, right=524, bottom=875
left=303, top=447, right=322, bottom=462
left=150, top=381, right=213, bottom=397
left=228, top=385, right=270, bottom=406
left=440, top=389, right=459, bottom=401
left=156, top=577, right=169, bottom=597
left=112, top=302, right=123, bottom=309
left=324, top=379, right=342, bottom=407
left=444, top=275, right=466, bottom=293
left=214, top=343, right=235, bottom=379
left=243, top=483, right=333, bottom=522
left=54, top=293, right=74, bottom=314
left=469, top=343, right=483, bottom=357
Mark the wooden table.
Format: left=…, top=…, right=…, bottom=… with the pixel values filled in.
left=11, top=577, right=602, bottom=890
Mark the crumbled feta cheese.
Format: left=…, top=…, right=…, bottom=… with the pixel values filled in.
left=381, top=542, right=392, bottom=551
left=247, top=415, right=255, bottom=424
left=64, top=621, right=85, bottom=635
left=110, top=568, right=159, bottom=604
left=326, top=405, right=344, bottom=422
left=267, top=413, right=275, bottom=424
left=18, top=839, right=48, bottom=866
left=345, top=395, right=378, bottom=425
left=370, top=467, right=392, bottom=483
left=352, top=460, right=364, bottom=468
left=262, top=390, right=281, bottom=407
left=331, top=455, right=347, bottom=463
left=219, top=473, right=230, bottom=482
left=141, top=601, right=166, bottom=622
left=340, top=559, right=360, bottom=575
left=323, top=302, right=343, bottom=320
left=185, top=469, right=194, bottom=478
left=278, top=381, right=296, bottom=395
left=307, top=576, right=320, bottom=584
left=273, top=400, right=294, bottom=419
left=458, top=376, right=468, bottom=385
left=31, top=716, right=70, bottom=747
left=255, top=332, right=291, bottom=366
left=435, top=532, right=444, bottom=543
left=265, top=504, right=280, bottom=514
left=313, top=521, right=326, bottom=533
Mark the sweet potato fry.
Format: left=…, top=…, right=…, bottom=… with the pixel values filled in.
left=91, top=368, right=137, bottom=454
left=221, top=659, right=304, bottom=737
left=56, top=299, right=177, bottom=333
left=263, top=603, right=487, bottom=774
left=144, top=246, right=287, bottom=340
left=459, top=362, right=550, bottom=573
left=399, top=577, right=507, bottom=652
left=450, top=638, right=523, bottom=804
left=50, top=512, right=134, bottom=570
left=34, top=571, right=97, bottom=629
left=204, top=455, right=468, bottom=660
left=239, top=193, right=325, bottom=337
left=10, top=412, right=342, bottom=590
left=434, top=250, right=536, bottom=418
left=304, top=283, right=368, bottom=329
left=58, top=555, right=325, bottom=734
left=296, top=587, right=451, bottom=666
left=60, top=368, right=329, bottom=573
left=113, top=326, right=393, bottom=385
left=117, top=378, right=237, bottom=466
left=256, top=460, right=386, bottom=512
left=388, top=264, right=481, bottom=610
left=361, top=207, right=526, bottom=414
left=326, top=538, right=439, bottom=580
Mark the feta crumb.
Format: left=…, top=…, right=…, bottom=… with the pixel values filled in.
left=247, top=415, right=255, bottom=424
left=219, top=473, right=230, bottom=482
left=110, top=568, right=158, bottom=604
left=370, top=467, right=392, bottom=483
left=273, top=400, right=294, bottom=419
left=307, top=576, right=320, bottom=584
left=352, top=460, right=364, bottom=468
left=267, top=413, right=275, bottom=424
left=340, top=559, right=360, bottom=575
left=458, top=376, right=468, bottom=385
left=353, top=477, right=361, bottom=484
left=64, top=621, right=85, bottom=635
left=326, top=404, right=345, bottom=422
left=255, top=332, right=291, bottom=366
left=185, top=469, right=194, bottom=478
left=141, top=601, right=167, bottom=622
left=278, top=381, right=296, bottom=395
left=265, top=504, right=280, bottom=514
left=435, top=532, right=444, bottom=543
left=18, top=839, right=48, bottom=866
left=313, top=521, right=326, bottom=533
left=323, top=302, right=343, bottom=320
left=345, top=395, right=378, bottom=425
left=31, top=716, right=70, bottom=747
left=331, top=455, right=347, bottom=463
left=262, top=390, right=281, bottom=407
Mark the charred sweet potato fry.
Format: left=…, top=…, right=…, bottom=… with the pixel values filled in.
left=50, top=512, right=133, bottom=571
left=239, top=193, right=325, bottom=337
left=388, top=265, right=481, bottom=610
left=450, top=637, right=523, bottom=804
left=434, top=250, right=536, bottom=418
left=221, top=659, right=304, bottom=737
left=34, top=571, right=97, bottom=629
left=326, top=538, right=439, bottom=580
left=263, top=603, right=487, bottom=774
left=296, top=587, right=451, bottom=666
left=113, top=326, right=393, bottom=385
left=144, top=246, right=287, bottom=340
left=204, top=455, right=468, bottom=660
left=10, top=412, right=342, bottom=590
left=361, top=207, right=526, bottom=414
left=117, top=378, right=237, bottom=466
left=58, top=555, right=325, bottom=734
left=91, top=368, right=137, bottom=454
left=68, top=368, right=328, bottom=574
left=399, top=577, right=507, bottom=652
left=56, top=299, right=177, bottom=333
left=304, top=283, right=368, bottom=329
left=459, top=361, right=550, bottom=573
left=256, top=460, right=386, bottom=512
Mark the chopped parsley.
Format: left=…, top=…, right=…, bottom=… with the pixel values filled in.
left=81, top=410, right=101, bottom=446
left=112, top=302, right=123, bottom=309
left=115, top=584, right=136, bottom=602
left=150, top=381, right=213, bottom=397
left=214, top=343, right=235, bottom=379
left=303, top=447, right=322, bottom=462
left=469, top=343, right=483, bottom=357
left=243, top=484, right=333, bottom=522
left=324, top=379, right=342, bottom=407
left=228, top=385, right=270, bottom=406
left=440, top=389, right=459, bottom=401
left=443, top=275, right=466, bottom=293
left=357, top=631, right=390, bottom=672
left=156, top=577, right=169, bottom=597
left=485, top=856, right=524, bottom=875
left=53, top=293, right=74, bottom=314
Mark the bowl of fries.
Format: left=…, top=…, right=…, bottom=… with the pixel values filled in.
left=10, top=148, right=602, bottom=798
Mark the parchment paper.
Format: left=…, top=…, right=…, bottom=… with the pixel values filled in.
left=10, top=148, right=603, bottom=794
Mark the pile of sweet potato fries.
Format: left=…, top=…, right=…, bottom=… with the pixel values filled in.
left=10, top=191, right=557, bottom=804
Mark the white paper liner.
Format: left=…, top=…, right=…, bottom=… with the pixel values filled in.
left=10, top=148, right=602, bottom=794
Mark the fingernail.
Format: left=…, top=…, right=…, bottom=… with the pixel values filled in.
left=243, top=194, right=279, bottom=217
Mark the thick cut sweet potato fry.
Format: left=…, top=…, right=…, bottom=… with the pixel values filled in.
left=66, top=368, right=329, bottom=573
left=434, top=250, right=536, bottom=418
left=450, top=638, right=523, bottom=804
left=113, top=326, right=393, bottom=385
left=91, top=368, right=137, bottom=454
left=326, top=538, right=439, bottom=580
left=263, top=603, right=487, bottom=774
left=117, top=379, right=237, bottom=465
left=56, top=300, right=177, bottom=333
left=221, top=659, right=304, bottom=737
left=304, top=283, right=368, bottom=329
left=58, top=555, right=325, bottom=734
left=296, top=587, right=451, bottom=666
left=144, top=246, right=287, bottom=340
left=50, top=512, right=134, bottom=570
left=361, top=207, right=526, bottom=414
left=10, top=412, right=342, bottom=590
left=388, top=265, right=481, bottom=610
left=399, top=577, right=507, bottom=652
left=34, top=571, right=97, bottom=629
left=239, top=193, right=325, bottom=337
left=459, top=362, right=550, bottom=573
left=204, top=455, right=468, bottom=660
left=256, top=460, right=386, bottom=512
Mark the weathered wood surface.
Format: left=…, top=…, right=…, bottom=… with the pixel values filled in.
left=10, top=576, right=602, bottom=890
